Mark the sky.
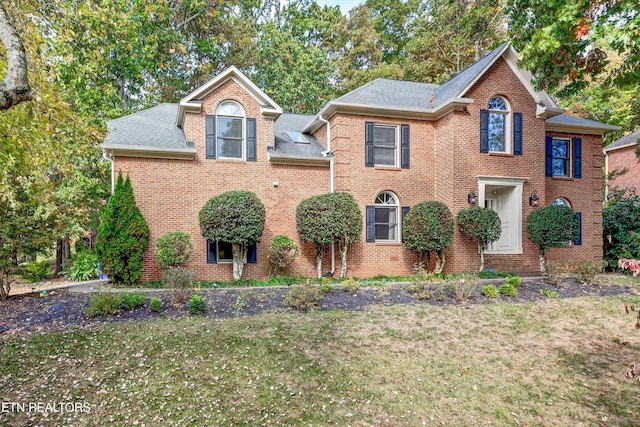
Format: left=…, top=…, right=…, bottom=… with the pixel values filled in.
left=309, top=0, right=363, bottom=14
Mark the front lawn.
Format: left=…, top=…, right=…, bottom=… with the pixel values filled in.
left=2, top=296, right=640, bottom=426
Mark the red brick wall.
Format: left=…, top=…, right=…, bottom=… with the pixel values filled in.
left=114, top=79, right=329, bottom=282
left=608, top=145, right=639, bottom=193
left=112, top=60, right=606, bottom=280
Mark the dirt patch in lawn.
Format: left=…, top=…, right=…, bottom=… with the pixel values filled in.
left=0, top=277, right=637, bottom=336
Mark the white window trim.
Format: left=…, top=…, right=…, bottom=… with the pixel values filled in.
left=373, top=123, right=399, bottom=168
left=216, top=101, right=246, bottom=160
left=216, top=241, right=234, bottom=263
left=551, top=137, right=572, bottom=178
left=374, top=191, right=400, bottom=242
left=487, top=97, right=512, bottom=154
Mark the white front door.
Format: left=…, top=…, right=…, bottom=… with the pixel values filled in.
left=479, top=177, right=524, bottom=255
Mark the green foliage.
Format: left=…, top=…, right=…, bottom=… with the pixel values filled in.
left=96, top=173, right=150, bottom=286
left=319, top=283, right=335, bottom=293
left=507, top=0, right=639, bottom=95
left=154, top=232, right=193, bottom=269
left=504, top=276, right=522, bottom=288
left=188, top=294, right=207, bottom=316
left=199, top=191, right=265, bottom=280
left=267, top=235, right=299, bottom=276
left=149, top=297, right=163, bottom=313
left=235, top=291, right=247, bottom=313
left=457, top=206, right=501, bottom=271
left=21, top=261, right=51, bottom=283
left=403, top=201, right=454, bottom=272
left=478, top=270, right=511, bottom=279
left=408, top=273, right=447, bottom=300
left=482, top=285, right=498, bottom=299
left=499, top=283, right=518, bottom=297
left=65, top=251, right=99, bottom=282
left=120, top=292, right=147, bottom=310
left=282, top=284, right=322, bottom=310
left=603, top=191, right=640, bottom=271
left=342, top=278, right=361, bottom=294
left=539, top=289, right=560, bottom=299
left=297, top=192, right=362, bottom=278
left=86, top=293, right=123, bottom=318
left=526, top=205, right=579, bottom=254
left=569, top=260, right=603, bottom=286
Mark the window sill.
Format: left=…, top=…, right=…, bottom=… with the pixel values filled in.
left=374, top=241, right=403, bottom=246
left=374, top=166, right=402, bottom=171
left=550, top=176, right=574, bottom=181
left=209, top=158, right=246, bottom=163
left=488, top=152, right=514, bottom=157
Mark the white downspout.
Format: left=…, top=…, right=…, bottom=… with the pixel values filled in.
left=603, top=149, right=609, bottom=205
left=318, top=114, right=335, bottom=275
left=102, top=149, right=115, bottom=194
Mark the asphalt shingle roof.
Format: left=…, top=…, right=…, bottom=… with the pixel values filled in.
left=103, top=103, right=186, bottom=148
left=605, top=128, right=640, bottom=151
left=332, top=79, right=439, bottom=110
left=270, top=113, right=329, bottom=159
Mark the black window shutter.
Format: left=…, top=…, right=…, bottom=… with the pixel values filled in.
left=401, top=124, right=410, bottom=169
left=513, top=112, right=522, bottom=155
left=480, top=110, right=489, bottom=153
left=574, top=212, right=582, bottom=245
left=401, top=206, right=410, bottom=243
left=246, top=118, right=257, bottom=162
left=206, top=240, right=217, bottom=263
left=573, top=137, right=582, bottom=178
left=247, top=242, right=257, bottom=263
left=545, top=136, right=553, bottom=177
left=206, top=115, right=216, bottom=159
left=365, top=122, right=374, bottom=167
left=366, top=206, right=376, bottom=242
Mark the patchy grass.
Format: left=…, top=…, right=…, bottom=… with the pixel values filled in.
left=2, top=297, right=640, bottom=426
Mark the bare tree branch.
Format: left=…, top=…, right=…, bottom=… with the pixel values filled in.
left=0, top=2, right=32, bottom=110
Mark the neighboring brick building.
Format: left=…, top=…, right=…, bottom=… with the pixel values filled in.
left=102, top=43, right=619, bottom=281
left=604, top=128, right=639, bottom=196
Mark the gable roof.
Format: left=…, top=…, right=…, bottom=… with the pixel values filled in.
left=304, top=43, right=563, bottom=133
left=102, top=103, right=195, bottom=159
left=176, top=66, right=283, bottom=127
left=604, top=128, right=640, bottom=152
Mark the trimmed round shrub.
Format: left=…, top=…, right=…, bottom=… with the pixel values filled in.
left=457, top=206, right=501, bottom=271
left=267, top=235, right=299, bottom=276
left=526, top=204, right=579, bottom=271
left=403, top=201, right=454, bottom=273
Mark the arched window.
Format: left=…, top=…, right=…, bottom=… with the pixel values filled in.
left=216, top=101, right=245, bottom=159
left=487, top=97, right=511, bottom=153
left=374, top=191, right=399, bottom=242
left=552, top=197, right=571, bottom=208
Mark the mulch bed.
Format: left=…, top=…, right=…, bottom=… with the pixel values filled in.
left=0, top=279, right=637, bottom=336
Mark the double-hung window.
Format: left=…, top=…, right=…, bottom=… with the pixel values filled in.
left=207, top=240, right=257, bottom=264
left=551, top=138, right=570, bottom=177
left=365, top=122, right=410, bottom=168
left=217, top=101, right=244, bottom=159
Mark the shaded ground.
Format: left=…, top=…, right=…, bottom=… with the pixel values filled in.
left=0, top=277, right=637, bottom=336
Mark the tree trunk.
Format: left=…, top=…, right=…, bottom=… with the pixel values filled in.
left=340, top=244, right=348, bottom=278
left=0, top=268, right=10, bottom=301
left=316, top=245, right=323, bottom=279
left=478, top=243, right=485, bottom=272
left=539, top=252, right=546, bottom=272
left=434, top=251, right=445, bottom=274
left=55, top=239, right=71, bottom=276
left=0, top=3, right=32, bottom=110
left=232, top=243, right=247, bottom=281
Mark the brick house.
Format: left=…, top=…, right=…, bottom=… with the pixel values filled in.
left=604, top=128, right=639, bottom=196
left=101, top=43, right=619, bottom=281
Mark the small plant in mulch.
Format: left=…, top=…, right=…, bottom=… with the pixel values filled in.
left=408, top=274, right=446, bottom=301
left=188, top=294, right=206, bottom=315
left=448, top=274, right=478, bottom=302
left=569, top=259, right=604, bottom=285
left=282, top=284, right=322, bottom=310
left=120, top=292, right=147, bottom=310
left=86, top=293, right=123, bottom=318
left=482, top=285, right=498, bottom=299
left=149, top=297, right=163, bottom=312
left=539, top=289, right=560, bottom=298
left=499, top=283, right=518, bottom=297
left=235, top=291, right=247, bottom=313
left=319, top=283, right=335, bottom=293
left=545, top=262, right=568, bottom=286
left=342, top=278, right=361, bottom=293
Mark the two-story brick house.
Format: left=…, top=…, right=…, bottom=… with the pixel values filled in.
left=102, top=43, right=619, bottom=281
left=604, top=128, right=639, bottom=196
